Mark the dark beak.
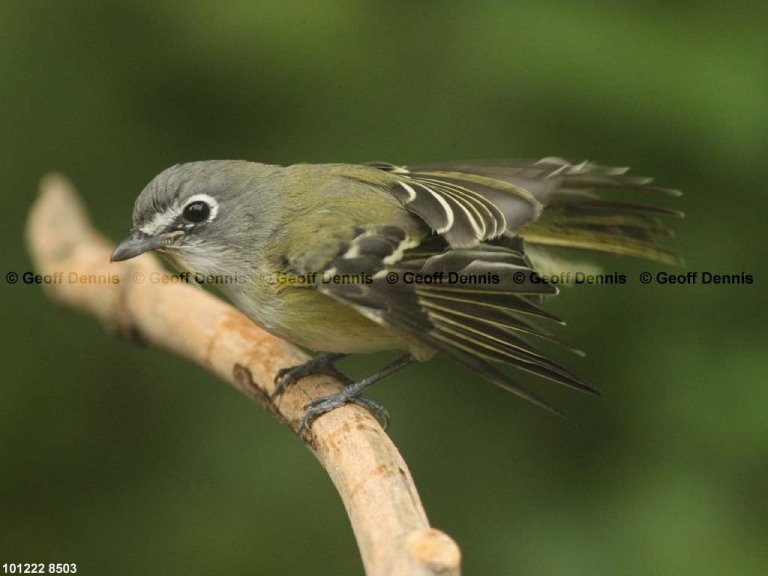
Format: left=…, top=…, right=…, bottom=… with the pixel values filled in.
left=110, top=230, right=167, bottom=262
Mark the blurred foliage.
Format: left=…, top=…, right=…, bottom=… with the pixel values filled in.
left=2, top=1, right=766, bottom=574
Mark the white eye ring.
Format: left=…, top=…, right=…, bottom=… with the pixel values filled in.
left=182, top=194, right=219, bottom=223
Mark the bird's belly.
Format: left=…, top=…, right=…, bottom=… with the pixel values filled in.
left=286, top=314, right=405, bottom=354
left=227, top=285, right=407, bottom=355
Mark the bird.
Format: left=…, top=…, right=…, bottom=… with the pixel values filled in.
left=111, top=157, right=682, bottom=430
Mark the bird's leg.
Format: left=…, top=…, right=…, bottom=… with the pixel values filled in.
left=272, top=352, right=350, bottom=399
left=298, top=354, right=417, bottom=434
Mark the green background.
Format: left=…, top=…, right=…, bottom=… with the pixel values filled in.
left=2, top=1, right=766, bottom=574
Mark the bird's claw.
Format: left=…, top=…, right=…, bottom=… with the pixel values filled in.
left=297, top=393, right=390, bottom=436
left=271, top=353, right=350, bottom=400
left=272, top=366, right=302, bottom=399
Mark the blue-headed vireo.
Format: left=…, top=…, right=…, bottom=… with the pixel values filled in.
left=111, top=158, right=682, bottom=429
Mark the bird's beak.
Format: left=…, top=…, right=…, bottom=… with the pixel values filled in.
left=110, top=230, right=168, bottom=262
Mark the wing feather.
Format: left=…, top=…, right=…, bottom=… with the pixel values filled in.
left=286, top=157, right=682, bottom=413
left=368, top=158, right=683, bottom=263
left=289, top=224, right=594, bottom=404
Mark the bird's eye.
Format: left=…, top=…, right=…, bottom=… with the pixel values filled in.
left=183, top=200, right=211, bottom=223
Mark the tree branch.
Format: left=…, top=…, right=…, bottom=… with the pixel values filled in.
left=25, top=174, right=461, bottom=576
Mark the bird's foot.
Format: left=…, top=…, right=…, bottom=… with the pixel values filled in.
left=298, top=388, right=390, bottom=435
left=272, top=352, right=350, bottom=400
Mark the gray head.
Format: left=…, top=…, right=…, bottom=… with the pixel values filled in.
left=111, top=160, right=282, bottom=278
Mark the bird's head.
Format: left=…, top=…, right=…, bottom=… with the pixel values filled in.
left=111, top=160, right=281, bottom=279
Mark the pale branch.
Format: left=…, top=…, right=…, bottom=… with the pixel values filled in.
left=25, top=174, right=461, bottom=576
